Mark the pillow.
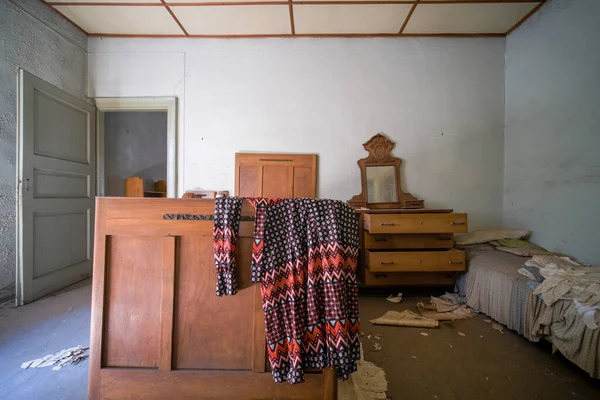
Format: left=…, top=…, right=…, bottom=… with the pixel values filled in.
left=495, top=246, right=552, bottom=257
left=454, top=229, right=531, bottom=246
left=489, top=239, right=546, bottom=251
left=455, top=243, right=496, bottom=253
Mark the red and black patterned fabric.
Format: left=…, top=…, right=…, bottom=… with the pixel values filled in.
left=213, top=197, right=360, bottom=384
left=246, top=198, right=282, bottom=283
left=213, top=197, right=243, bottom=296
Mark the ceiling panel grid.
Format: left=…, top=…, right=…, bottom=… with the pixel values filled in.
left=44, top=0, right=546, bottom=38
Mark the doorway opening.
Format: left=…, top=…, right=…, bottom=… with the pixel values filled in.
left=95, top=97, right=178, bottom=198
left=103, top=111, right=167, bottom=197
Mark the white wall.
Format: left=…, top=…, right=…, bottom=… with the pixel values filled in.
left=104, top=112, right=168, bottom=197
left=504, top=0, right=600, bottom=264
left=0, top=0, right=88, bottom=301
left=89, top=37, right=506, bottom=230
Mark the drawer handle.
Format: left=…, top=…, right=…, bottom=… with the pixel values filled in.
left=437, top=237, right=453, bottom=241
left=451, top=221, right=466, bottom=225
left=380, top=222, right=395, bottom=226
left=380, top=261, right=395, bottom=265
left=374, top=238, right=388, bottom=242
left=449, top=261, right=464, bottom=264
left=374, top=274, right=388, bottom=278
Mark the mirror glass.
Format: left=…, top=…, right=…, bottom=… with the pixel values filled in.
left=366, top=166, right=398, bottom=203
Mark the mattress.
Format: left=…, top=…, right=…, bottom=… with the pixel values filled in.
left=457, top=250, right=600, bottom=379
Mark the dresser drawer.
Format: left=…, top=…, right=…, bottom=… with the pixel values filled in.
left=365, top=250, right=466, bottom=272
left=364, top=213, right=467, bottom=234
left=364, top=269, right=455, bottom=286
left=364, top=233, right=454, bottom=250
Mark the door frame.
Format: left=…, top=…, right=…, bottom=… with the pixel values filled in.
left=95, top=97, right=178, bottom=198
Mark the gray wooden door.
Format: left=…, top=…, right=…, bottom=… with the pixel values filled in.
left=17, top=70, right=96, bottom=305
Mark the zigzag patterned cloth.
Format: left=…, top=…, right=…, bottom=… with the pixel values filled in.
left=246, top=198, right=282, bottom=283
left=213, top=197, right=243, bottom=296
left=213, top=197, right=361, bottom=384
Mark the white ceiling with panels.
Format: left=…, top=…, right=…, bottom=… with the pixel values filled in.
left=45, top=0, right=545, bottom=38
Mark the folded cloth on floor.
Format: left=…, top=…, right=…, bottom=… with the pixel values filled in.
left=370, top=310, right=438, bottom=328
left=528, top=255, right=600, bottom=329
left=417, top=296, right=474, bottom=320
left=440, top=292, right=467, bottom=305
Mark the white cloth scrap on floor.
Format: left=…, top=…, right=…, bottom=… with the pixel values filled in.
left=439, top=292, right=467, bottom=305
left=21, top=345, right=89, bottom=370
left=417, top=296, right=475, bottom=320
left=369, top=310, right=438, bottom=328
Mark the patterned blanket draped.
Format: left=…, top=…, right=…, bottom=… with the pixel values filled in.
left=213, top=197, right=361, bottom=384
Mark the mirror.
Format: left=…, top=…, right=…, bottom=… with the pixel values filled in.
left=366, top=166, right=398, bottom=203
left=348, top=133, right=424, bottom=209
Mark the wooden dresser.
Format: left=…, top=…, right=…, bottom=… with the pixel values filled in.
left=358, top=209, right=468, bottom=287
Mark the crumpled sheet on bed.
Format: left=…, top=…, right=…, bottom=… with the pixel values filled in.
left=526, top=255, right=600, bottom=329
left=526, top=292, right=600, bottom=378
left=457, top=250, right=600, bottom=379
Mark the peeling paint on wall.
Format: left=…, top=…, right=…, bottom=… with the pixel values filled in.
left=0, top=0, right=87, bottom=301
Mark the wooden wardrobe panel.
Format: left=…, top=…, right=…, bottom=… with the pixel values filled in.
left=90, top=198, right=336, bottom=399
left=99, top=369, right=325, bottom=400
left=102, top=235, right=163, bottom=368
left=262, top=166, right=293, bottom=198
left=238, top=164, right=262, bottom=197
left=293, top=167, right=315, bottom=198
left=172, top=233, right=256, bottom=370
left=235, top=153, right=317, bottom=198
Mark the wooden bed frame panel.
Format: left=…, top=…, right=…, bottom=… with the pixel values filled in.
left=89, top=197, right=336, bottom=399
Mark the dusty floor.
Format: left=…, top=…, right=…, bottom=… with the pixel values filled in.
left=1, top=284, right=599, bottom=399
left=0, top=281, right=91, bottom=400
left=360, top=296, right=600, bottom=400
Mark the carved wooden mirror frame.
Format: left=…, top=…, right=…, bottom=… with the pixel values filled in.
left=348, top=133, right=424, bottom=209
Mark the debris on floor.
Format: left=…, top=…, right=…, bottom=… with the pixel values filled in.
left=484, top=319, right=492, bottom=323
left=340, top=360, right=388, bottom=400
left=21, top=345, right=89, bottom=371
left=417, top=296, right=475, bottom=320
left=386, top=292, right=403, bottom=304
left=339, top=343, right=388, bottom=400
left=492, top=324, right=505, bottom=334
left=440, top=292, right=467, bottom=305
left=370, top=310, right=439, bottom=328
left=362, top=332, right=383, bottom=352
left=420, top=332, right=429, bottom=337
left=458, top=332, right=466, bottom=337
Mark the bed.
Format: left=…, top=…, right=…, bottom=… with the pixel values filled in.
left=456, top=250, right=600, bottom=379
